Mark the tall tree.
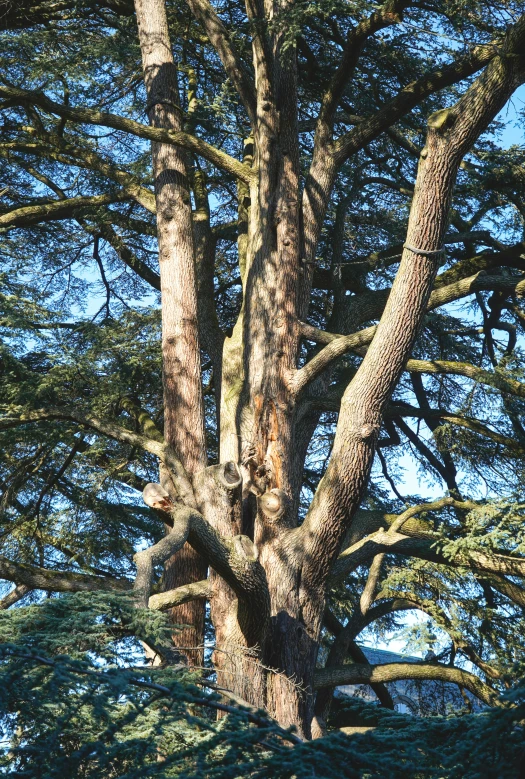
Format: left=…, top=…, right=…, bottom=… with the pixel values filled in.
left=2, top=0, right=525, bottom=742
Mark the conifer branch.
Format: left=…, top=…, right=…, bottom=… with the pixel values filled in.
left=0, top=192, right=131, bottom=229
left=0, top=84, right=254, bottom=183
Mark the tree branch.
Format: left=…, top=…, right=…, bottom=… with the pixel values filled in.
left=0, top=138, right=157, bottom=214
left=332, top=41, right=498, bottom=165
left=296, top=271, right=525, bottom=393
left=148, top=579, right=211, bottom=611
left=313, top=662, right=500, bottom=707
left=0, top=84, right=254, bottom=183
left=0, top=192, right=131, bottom=229
left=0, top=584, right=31, bottom=609
left=133, top=506, right=194, bottom=606
left=0, top=556, right=131, bottom=593
left=315, top=1, right=406, bottom=139
left=184, top=0, right=257, bottom=125
left=0, top=407, right=196, bottom=506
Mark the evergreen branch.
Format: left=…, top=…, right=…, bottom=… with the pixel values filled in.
left=389, top=404, right=525, bottom=453
left=295, top=272, right=525, bottom=394
left=405, top=357, right=525, bottom=399
left=375, top=591, right=502, bottom=680
left=0, top=84, right=254, bottom=183
left=79, top=218, right=161, bottom=290
left=0, top=408, right=195, bottom=506
left=332, top=42, right=498, bottom=164
left=316, top=0, right=406, bottom=139
left=1, top=648, right=303, bottom=746
left=0, top=560, right=208, bottom=611
left=330, top=498, right=525, bottom=583
left=0, top=139, right=157, bottom=213
left=0, top=192, right=131, bottom=229
left=184, top=0, right=257, bottom=126
left=481, top=575, right=525, bottom=609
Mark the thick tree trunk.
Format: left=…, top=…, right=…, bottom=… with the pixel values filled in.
left=133, top=0, right=525, bottom=740
left=134, top=0, right=207, bottom=665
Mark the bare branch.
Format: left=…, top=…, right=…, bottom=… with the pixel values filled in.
left=133, top=506, right=194, bottom=606
left=313, top=662, right=500, bottom=707
left=148, top=579, right=211, bottom=611
left=0, top=584, right=31, bottom=609
left=359, top=553, right=385, bottom=616
left=0, top=556, right=131, bottom=593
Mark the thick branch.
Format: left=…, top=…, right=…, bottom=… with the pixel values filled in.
left=316, top=1, right=406, bottom=137
left=0, top=192, right=130, bottom=229
left=133, top=506, right=194, bottom=605
left=0, top=584, right=31, bottom=609
left=0, top=556, right=131, bottom=593
left=313, top=662, right=500, bottom=707
left=148, top=579, right=211, bottom=611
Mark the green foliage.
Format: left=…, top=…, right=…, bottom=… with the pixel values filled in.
left=2, top=0, right=525, bottom=774
left=0, top=594, right=523, bottom=778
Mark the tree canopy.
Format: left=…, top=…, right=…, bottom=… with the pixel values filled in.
left=1, top=0, right=525, bottom=774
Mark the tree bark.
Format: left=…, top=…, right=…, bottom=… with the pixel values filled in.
left=134, top=0, right=207, bottom=665
left=131, top=1, right=525, bottom=737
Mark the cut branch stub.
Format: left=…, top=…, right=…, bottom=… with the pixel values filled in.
left=143, top=482, right=175, bottom=512
left=259, top=489, right=289, bottom=522
left=217, top=461, right=243, bottom=490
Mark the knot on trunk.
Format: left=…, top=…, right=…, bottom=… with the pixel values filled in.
left=229, top=534, right=258, bottom=565
left=427, top=108, right=457, bottom=133
left=359, top=423, right=379, bottom=439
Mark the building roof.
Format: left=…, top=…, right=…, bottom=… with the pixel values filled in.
left=358, top=645, right=420, bottom=665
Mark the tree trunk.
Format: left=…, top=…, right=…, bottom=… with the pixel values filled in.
left=134, top=0, right=207, bottom=665
left=133, top=1, right=525, bottom=738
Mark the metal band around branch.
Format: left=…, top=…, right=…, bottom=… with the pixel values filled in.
left=403, top=243, right=446, bottom=257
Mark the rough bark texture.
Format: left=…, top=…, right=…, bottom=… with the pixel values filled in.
left=7, top=0, right=525, bottom=748
left=135, top=0, right=207, bottom=665
left=128, top=3, right=525, bottom=738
